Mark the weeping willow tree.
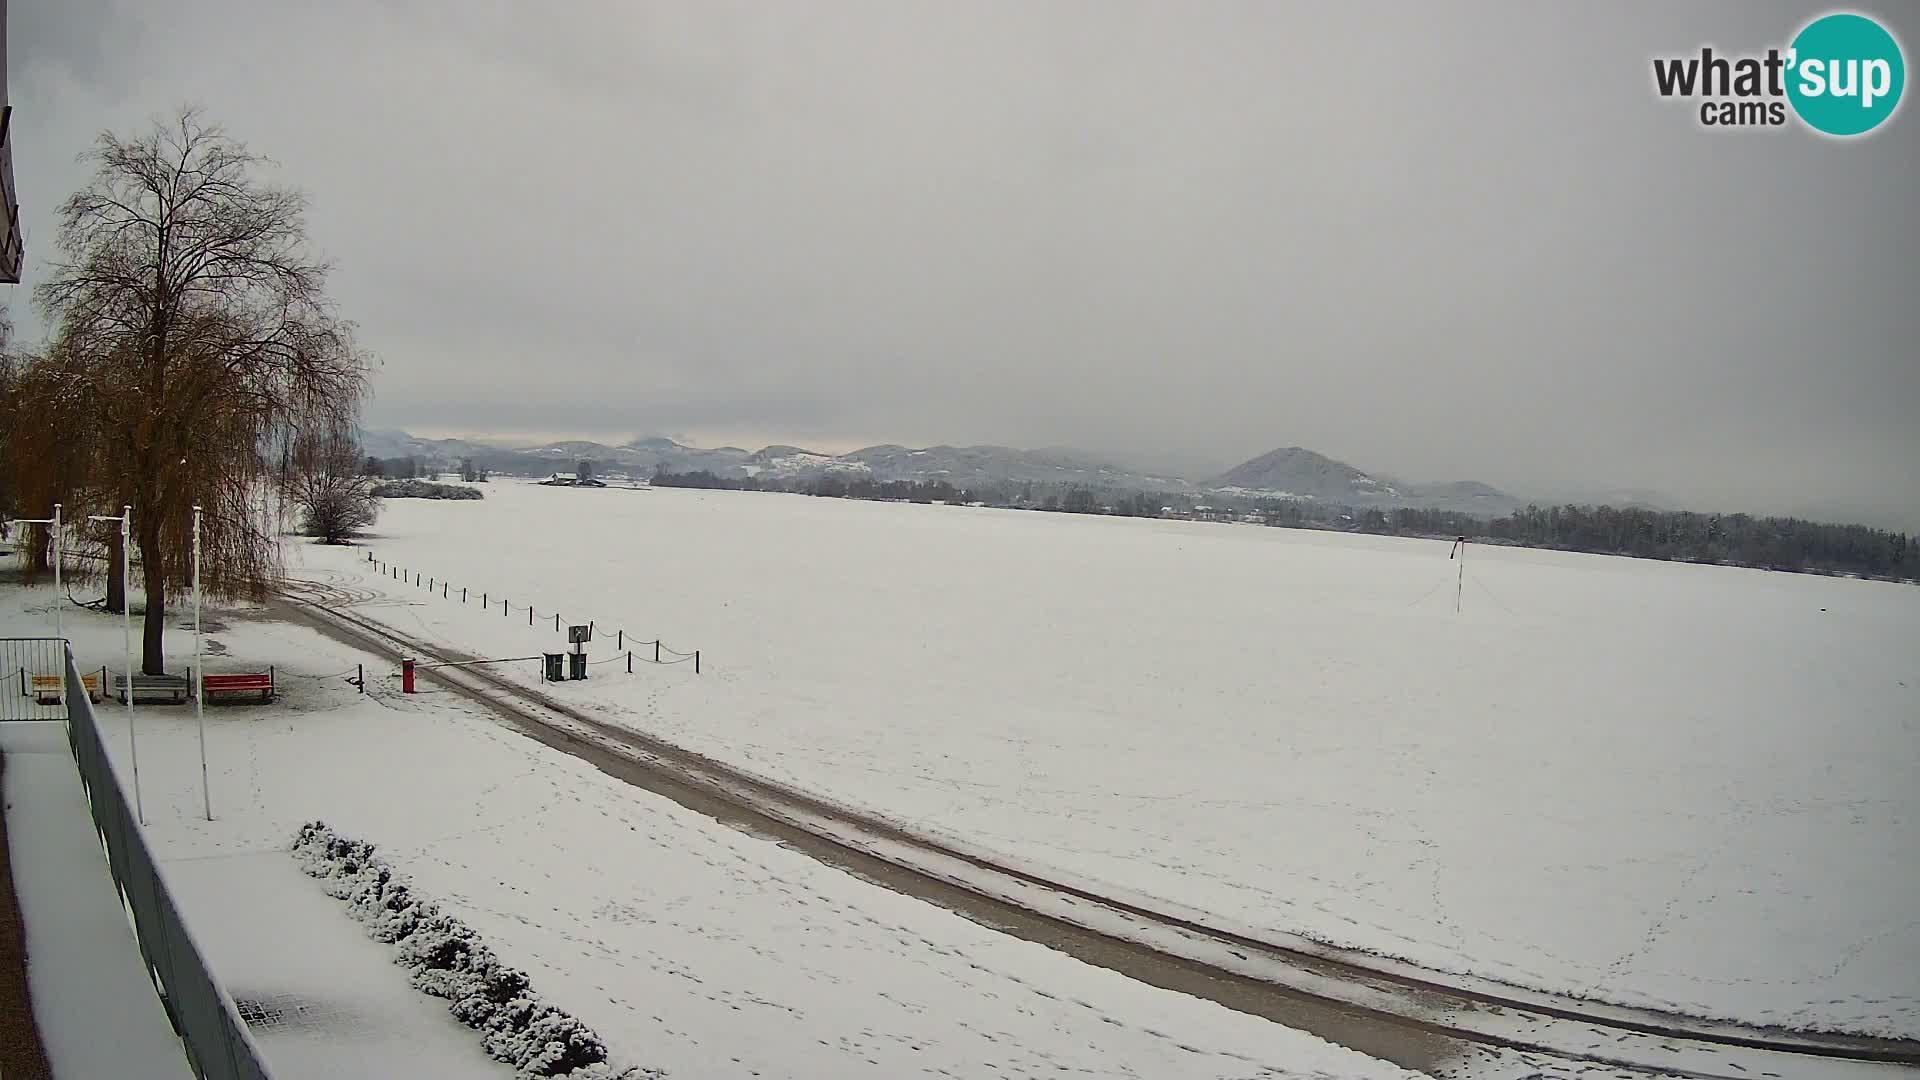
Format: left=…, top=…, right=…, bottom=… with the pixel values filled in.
left=28, top=108, right=370, bottom=674
left=3, top=338, right=111, bottom=586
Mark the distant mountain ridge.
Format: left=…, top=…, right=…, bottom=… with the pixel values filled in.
left=1212, top=447, right=1399, bottom=500
left=356, top=429, right=1525, bottom=515
left=1209, top=447, right=1524, bottom=514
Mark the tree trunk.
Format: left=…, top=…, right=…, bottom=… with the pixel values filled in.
left=26, top=523, right=50, bottom=576
left=138, top=517, right=166, bottom=675
left=105, top=531, right=126, bottom=613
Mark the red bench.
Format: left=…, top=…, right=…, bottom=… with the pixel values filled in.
left=200, top=670, right=275, bottom=703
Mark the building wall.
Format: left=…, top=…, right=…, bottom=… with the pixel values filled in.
left=0, top=0, right=21, bottom=285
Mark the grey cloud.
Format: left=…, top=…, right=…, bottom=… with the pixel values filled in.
left=7, top=1, right=1917, bottom=529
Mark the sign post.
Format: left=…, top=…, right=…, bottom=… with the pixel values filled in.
left=568, top=624, right=591, bottom=680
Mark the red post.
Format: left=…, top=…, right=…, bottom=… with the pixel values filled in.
left=402, top=657, right=416, bottom=694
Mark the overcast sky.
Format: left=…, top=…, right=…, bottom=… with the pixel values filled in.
left=9, top=2, right=1917, bottom=527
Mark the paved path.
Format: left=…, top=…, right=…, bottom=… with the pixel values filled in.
left=0, top=748, right=54, bottom=1079
left=0, top=720, right=193, bottom=1080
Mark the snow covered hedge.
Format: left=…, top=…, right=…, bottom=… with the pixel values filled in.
left=369, top=479, right=485, bottom=500
left=291, top=822, right=661, bottom=1079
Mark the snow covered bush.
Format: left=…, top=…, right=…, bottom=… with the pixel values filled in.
left=291, top=822, right=660, bottom=1079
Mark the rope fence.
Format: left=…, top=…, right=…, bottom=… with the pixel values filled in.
left=276, top=666, right=362, bottom=681
left=360, top=551, right=703, bottom=676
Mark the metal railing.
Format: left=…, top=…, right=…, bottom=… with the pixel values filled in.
left=60, top=644, right=275, bottom=1080
left=2, top=637, right=68, bottom=720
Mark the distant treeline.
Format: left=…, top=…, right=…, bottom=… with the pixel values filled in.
left=1345, top=504, right=1918, bottom=579
left=364, top=455, right=423, bottom=478
left=654, top=469, right=972, bottom=504
left=652, top=468, right=1919, bottom=582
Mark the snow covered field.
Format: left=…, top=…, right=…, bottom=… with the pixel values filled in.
left=297, top=479, right=1919, bottom=1039
left=1, top=581, right=1423, bottom=1080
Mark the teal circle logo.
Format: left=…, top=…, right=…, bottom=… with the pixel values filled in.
left=1786, top=13, right=1905, bottom=136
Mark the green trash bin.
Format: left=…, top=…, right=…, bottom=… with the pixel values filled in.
left=568, top=652, right=587, bottom=680
left=542, top=653, right=565, bottom=682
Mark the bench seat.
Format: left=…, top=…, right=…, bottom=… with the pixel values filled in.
left=111, top=674, right=191, bottom=705
left=30, top=673, right=101, bottom=704
left=200, top=671, right=275, bottom=702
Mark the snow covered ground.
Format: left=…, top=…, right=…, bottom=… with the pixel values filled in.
left=294, top=479, right=1918, bottom=1039
left=1, top=581, right=1426, bottom=1079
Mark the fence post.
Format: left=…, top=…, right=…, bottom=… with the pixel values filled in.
left=695, top=650, right=701, bottom=675
left=529, top=607, right=534, bottom=626
left=462, top=587, right=467, bottom=603
left=357, top=663, right=364, bottom=693
left=443, top=583, right=448, bottom=598
left=616, top=629, right=622, bottom=650
left=554, top=613, right=560, bottom=632
left=402, top=658, right=416, bottom=695
left=654, top=640, right=661, bottom=663
left=627, top=651, right=632, bottom=674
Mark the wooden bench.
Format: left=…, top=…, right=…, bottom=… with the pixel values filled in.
left=111, top=673, right=191, bottom=705
left=200, top=670, right=275, bottom=703
left=30, top=673, right=101, bottom=704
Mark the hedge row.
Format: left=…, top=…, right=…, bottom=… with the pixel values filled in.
left=291, top=822, right=660, bottom=1079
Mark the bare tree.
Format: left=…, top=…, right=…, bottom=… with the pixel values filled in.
left=2, top=339, right=116, bottom=585
left=32, top=109, right=370, bottom=673
left=290, top=423, right=380, bottom=543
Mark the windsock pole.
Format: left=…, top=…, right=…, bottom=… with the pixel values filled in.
left=1449, top=536, right=1468, bottom=613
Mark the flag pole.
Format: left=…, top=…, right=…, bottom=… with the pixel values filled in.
left=51, top=503, right=62, bottom=645
left=88, top=507, right=141, bottom=822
